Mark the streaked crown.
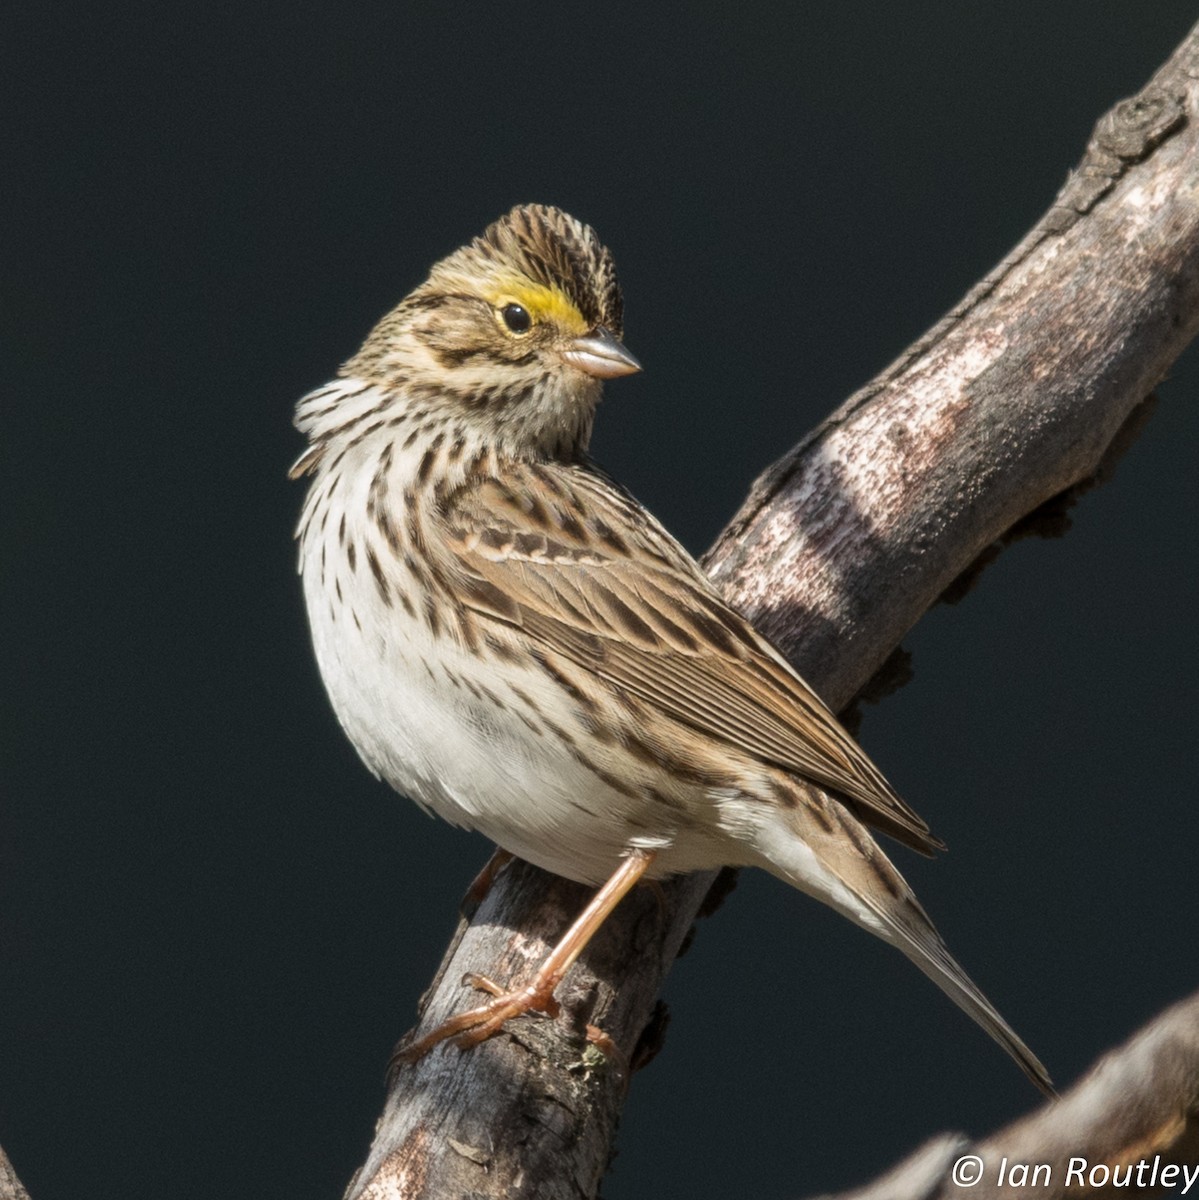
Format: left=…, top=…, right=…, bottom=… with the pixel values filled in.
left=436, top=204, right=624, bottom=339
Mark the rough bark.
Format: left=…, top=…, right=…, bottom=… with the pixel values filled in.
left=347, top=23, right=1199, bottom=1200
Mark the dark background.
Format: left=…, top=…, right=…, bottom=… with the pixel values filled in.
left=5, top=4, right=1198, bottom=1197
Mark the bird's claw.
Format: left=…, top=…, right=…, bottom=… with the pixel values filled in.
left=395, top=974, right=563, bottom=1065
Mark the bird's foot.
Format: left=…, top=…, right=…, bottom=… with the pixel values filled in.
left=395, top=971, right=562, bottom=1064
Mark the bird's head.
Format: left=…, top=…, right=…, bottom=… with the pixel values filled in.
left=343, top=204, right=640, bottom=459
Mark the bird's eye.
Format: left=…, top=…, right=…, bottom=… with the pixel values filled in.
left=500, top=303, right=532, bottom=334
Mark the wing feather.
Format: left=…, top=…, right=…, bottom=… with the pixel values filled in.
left=435, top=463, right=941, bottom=854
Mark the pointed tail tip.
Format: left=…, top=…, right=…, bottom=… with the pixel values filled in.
left=1020, top=1049, right=1058, bottom=1101
left=890, top=913, right=1058, bottom=1100
left=965, top=994, right=1057, bottom=1100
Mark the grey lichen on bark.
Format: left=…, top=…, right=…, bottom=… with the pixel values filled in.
left=346, top=20, right=1199, bottom=1200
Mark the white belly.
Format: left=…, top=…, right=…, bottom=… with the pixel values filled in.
left=292, top=391, right=752, bottom=887
left=302, top=544, right=689, bottom=885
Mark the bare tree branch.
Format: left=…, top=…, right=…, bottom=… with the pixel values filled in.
left=347, top=22, right=1199, bottom=1200
left=0, top=1148, right=32, bottom=1200
left=806, top=990, right=1199, bottom=1200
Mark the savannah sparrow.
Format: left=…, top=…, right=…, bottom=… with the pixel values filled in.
left=292, top=204, right=1052, bottom=1094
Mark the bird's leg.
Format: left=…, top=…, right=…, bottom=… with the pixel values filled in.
left=459, top=846, right=514, bottom=918
left=397, top=848, right=657, bottom=1063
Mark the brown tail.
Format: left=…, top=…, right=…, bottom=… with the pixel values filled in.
left=750, top=784, right=1056, bottom=1097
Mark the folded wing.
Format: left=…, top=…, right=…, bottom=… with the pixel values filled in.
left=435, top=461, right=941, bottom=855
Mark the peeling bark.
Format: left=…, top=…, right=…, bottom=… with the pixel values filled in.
left=348, top=22, right=1199, bottom=1200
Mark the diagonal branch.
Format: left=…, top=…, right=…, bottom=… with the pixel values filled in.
left=346, top=21, right=1199, bottom=1200
left=804, top=989, right=1199, bottom=1200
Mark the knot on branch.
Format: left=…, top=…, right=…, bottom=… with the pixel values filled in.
left=1047, top=80, right=1187, bottom=232
left=1095, top=86, right=1187, bottom=160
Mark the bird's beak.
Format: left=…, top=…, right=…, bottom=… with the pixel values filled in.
left=560, top=327, right=642, bottom=379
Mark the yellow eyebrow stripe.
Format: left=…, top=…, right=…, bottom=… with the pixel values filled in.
left=485, top=278, right=589, bottom=334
